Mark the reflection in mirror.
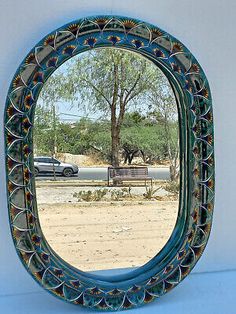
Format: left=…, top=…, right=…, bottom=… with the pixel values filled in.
left=34, top=48, right=179, bottom=273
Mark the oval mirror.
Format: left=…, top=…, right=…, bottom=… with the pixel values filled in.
left=5, top=15, right=214, bottom=311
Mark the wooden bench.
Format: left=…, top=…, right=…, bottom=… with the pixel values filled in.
left=107, top=166, right=153, bottom=186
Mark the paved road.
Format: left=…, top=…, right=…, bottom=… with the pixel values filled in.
left=36, top=167, right=170, bottom=181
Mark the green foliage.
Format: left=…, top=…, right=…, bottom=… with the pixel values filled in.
left=73, top=188, right=108, bottom=202
left=53, top=49, right=162, bottom=112
left=110, top=187, right=132, bottom=201
left=73, top=190, right=93, bottom=202
left=143, top=185, right=162, bottom=200
left=73, top=187, right=134, bottom=202
left=34, top=110, right=178, bottom=163
left=121, top=125, right=165, bottom=162
left=164, top=181, right=180, bottom=195
left=71, top=184, right=179, bottom=202
left=33, top=104, right=60, bottom=155
left=93, top=189, right=108, bottom=201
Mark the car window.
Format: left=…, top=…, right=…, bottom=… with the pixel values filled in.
left=35, top=158, right=50, bottom=163
left=34, top=157, right=60, bottom=163
left=52, top=158, right=60, bottom=164
left=34, top=158, right=45, bottom=162
left=45, top=158, right=53, bottom=163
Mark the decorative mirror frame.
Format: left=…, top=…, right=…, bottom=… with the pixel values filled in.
left=4, top=15, right=214, bottom=311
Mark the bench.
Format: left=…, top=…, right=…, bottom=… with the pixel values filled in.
left=107, top=166, right=153, bottom=186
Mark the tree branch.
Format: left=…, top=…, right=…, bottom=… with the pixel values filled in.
left=82, top=78, right=112, bottom=107
left=123, top=72, right=142, bottom=104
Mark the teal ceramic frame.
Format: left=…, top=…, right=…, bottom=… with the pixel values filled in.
left=4, top=16, right=214, bottom=311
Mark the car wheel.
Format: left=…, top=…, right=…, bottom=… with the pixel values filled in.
left=34, top=167, right=39, bottom=176
left=63, top=168, right=73, bottom=177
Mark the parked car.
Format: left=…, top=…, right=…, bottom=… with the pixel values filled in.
left=34, top=156, right=79, bottom=177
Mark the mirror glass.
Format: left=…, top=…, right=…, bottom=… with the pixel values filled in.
left=34, top=48, right=179, bottom=273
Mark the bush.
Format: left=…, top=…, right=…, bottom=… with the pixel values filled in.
left=143, top=185, right=162, bottom=200
left=164, top=180, right=180, bottom=195
left=110, top=187, right=132, bottom=201
left=93, top=189, right=108, bottom=201
left=73, top=189, right=108, bottom=202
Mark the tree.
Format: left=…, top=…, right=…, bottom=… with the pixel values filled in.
left=33, top=104, right=60, bottom=156
left=37, top=48, right=179, bottom=174
left=40, top=48, right=164, bottom=166
left=121, top=123, right=169, bottom=164
left=147, top=84, right=179, bottom=181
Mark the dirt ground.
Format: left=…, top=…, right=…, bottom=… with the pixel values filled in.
left=38, top=200, right=178, bottom=272
left=56, top=152, right=170, bottom=168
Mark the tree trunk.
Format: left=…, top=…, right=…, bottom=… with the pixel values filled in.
left=169, top=154, right=179, bottom=181
left=170, top=165, right=177, bottom=181
left=111, top=105, right=120, bottom=167
left=111, top=129, right=120, bottom=167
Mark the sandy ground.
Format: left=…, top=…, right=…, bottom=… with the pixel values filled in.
left=55, top=152, right=170, bottom=168
left=38, top=200, right=178, bottom=272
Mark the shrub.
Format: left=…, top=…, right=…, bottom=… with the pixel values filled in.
left=143, top=185, right=162, bottom=200
left=165, top=180, right=179, bottom=195
left=73, top=189, right=108, bottom=202
left=110, top=187, right=132, bottom=201
left=93, top=189, right=108, bottom=201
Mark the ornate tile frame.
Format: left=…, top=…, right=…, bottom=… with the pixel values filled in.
left=4, top=15, right=214, bottom=311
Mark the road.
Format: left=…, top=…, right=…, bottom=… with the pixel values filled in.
left=36, top=167, right=170, bottom=181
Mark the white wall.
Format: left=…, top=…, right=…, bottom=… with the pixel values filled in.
left=0, top=0, right=235, bottom=298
